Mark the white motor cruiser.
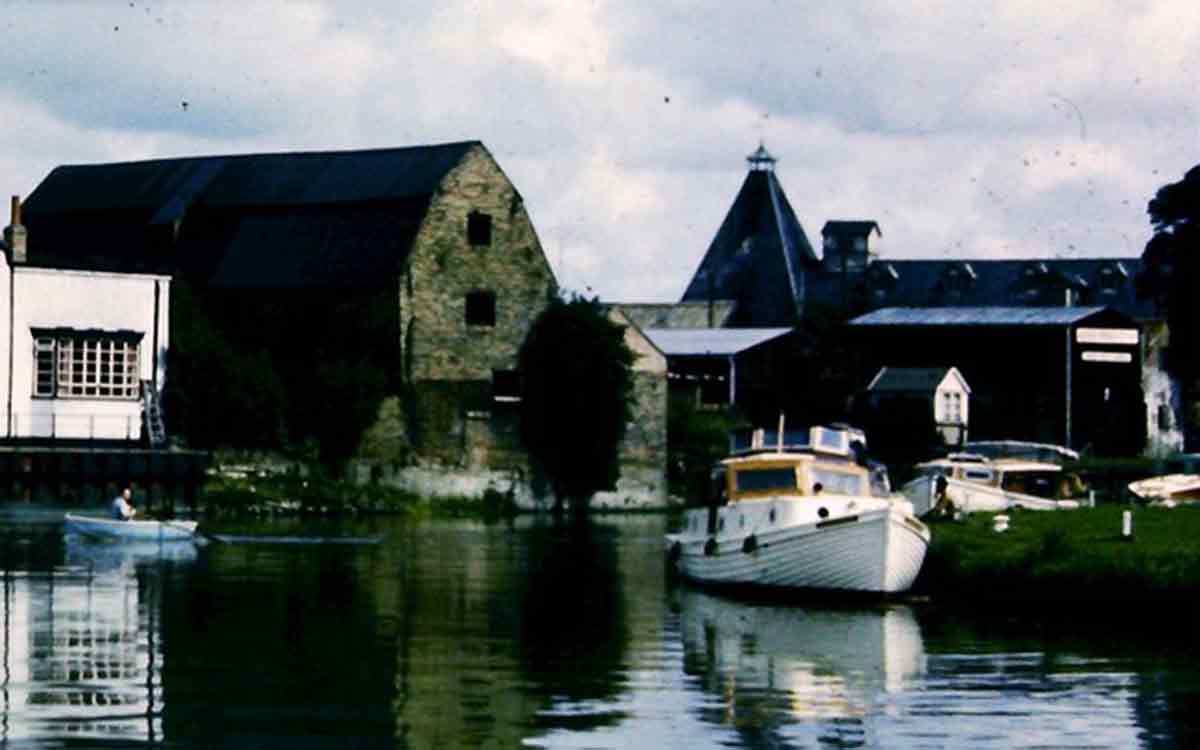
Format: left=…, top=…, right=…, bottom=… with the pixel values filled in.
left=666, top=425, right=930, bottom=594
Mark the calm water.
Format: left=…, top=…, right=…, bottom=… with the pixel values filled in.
left=0, top=508, right=1196, bottom=749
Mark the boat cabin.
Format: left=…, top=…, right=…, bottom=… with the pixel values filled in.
left=916, top=454, right=1084, bottom=500
left=716, top=425, right=890, bottom=504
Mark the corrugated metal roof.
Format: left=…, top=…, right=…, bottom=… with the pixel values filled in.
left=848, top=306, right=1109, bottom=327
left=644, top=327, right=793, bottom=356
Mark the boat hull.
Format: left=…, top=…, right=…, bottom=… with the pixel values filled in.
left=64, top=513, right=198, bottom=542
left=667, top=503, right=929, bottom=594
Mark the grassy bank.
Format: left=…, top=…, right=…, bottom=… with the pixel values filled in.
left=914, top=504, right=1200, bottom=605
left=196, top=472, right=518, bottom=520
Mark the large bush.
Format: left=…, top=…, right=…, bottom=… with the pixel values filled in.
left=519, top=297, right=635, bottom=513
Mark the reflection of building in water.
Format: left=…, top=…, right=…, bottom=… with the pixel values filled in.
left=0, top=540, right=184, bottom=743
left=677, top=588, right=926, bottom=724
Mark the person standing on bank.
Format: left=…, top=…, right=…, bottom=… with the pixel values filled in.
left=111, top=486, right=136, bottom=521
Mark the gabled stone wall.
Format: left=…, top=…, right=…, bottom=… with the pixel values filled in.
left=397, top=145, right=556, bottom=468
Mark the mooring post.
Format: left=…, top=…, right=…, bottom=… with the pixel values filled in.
left=1122, top=509, right=1133, bottom=541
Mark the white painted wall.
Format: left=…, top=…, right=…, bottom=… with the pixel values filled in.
left=0, top=254, right=170, bottom=440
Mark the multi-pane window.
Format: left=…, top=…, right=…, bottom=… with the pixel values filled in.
left=33, top=332, right=141, bottom=399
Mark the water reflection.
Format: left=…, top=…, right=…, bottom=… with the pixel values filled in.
left=0, top=535, right=191, bottom=744
left=676, top=588, right=925, bottom=747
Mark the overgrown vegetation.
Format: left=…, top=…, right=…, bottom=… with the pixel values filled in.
left=198, top=471, right=516, bottom=520
left=518, top=296, right=635, bottom=513
left=163, top=280, right=394, bottom=469
left=915, top=506, right=1200, bottom=605
left=667, top=398, right=738, bottom=501
left=1138, top=165, right=1200, bottom=449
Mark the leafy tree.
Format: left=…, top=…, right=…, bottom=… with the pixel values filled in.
left=519, top=297, right=635, bottom=513
left=1138, top=165, right=1200, bottom=447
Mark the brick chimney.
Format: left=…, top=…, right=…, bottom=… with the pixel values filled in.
left=4, top=196, right=26, bottom=264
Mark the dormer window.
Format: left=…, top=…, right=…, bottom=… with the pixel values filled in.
left=1098, top=262, right=1127, bottom=293
left=940, top=263, right=976, bottom=295
left=468, top=211, right=492, bottom=247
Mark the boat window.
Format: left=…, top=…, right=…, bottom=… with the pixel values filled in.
left=964, top=470, right=993, bottom=481
left=810, top=469, right=863, bottom=496
left=734, top=468, right=797, bottom=493
left=1001, top=471, right=1058, bottom=498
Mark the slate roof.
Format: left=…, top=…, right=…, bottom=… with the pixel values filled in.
left=643, top=327, right=794, bottom=357
left=848, top=306, right=1113, bottom=327
left=19, top=141, right=479, bottom=283
left=858, top=258, right=1155, bottom=320
left=680, top=165, right=817, bottom=327
left=867, top=366, right=961, bottom=394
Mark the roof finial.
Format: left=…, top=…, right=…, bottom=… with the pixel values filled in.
left=747, top=141, right=775, bottom=172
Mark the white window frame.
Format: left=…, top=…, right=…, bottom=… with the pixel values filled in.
left=32, top=331, right=142, bottom=400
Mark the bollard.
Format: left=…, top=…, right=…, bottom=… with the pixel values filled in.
left=993, top=514, right=1010, bottom=533
left=1088, top=490, right=1095, bottom=509
left=1122, top=509, right=1133, bottom=541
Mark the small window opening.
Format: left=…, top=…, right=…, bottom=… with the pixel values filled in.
left=468, top=211, right=492, bottom=247
left=492, top=369, right=521, bottom=403
left=465, top=291, right=496, bottom=326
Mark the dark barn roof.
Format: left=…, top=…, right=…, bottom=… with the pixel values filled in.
left=680, top=167, right=817, bottom=327
left=859, top=258, right=1154, bottom=320
left=867, top=366, right=957, bottom=393
left=20, top=141, right=479, bottom=284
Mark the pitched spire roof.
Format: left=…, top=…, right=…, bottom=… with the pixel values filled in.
left=680, top=144, right=817, bottom=326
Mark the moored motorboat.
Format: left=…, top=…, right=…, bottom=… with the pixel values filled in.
left=64, top=513, right=199, bottom=542
left=1128, top=474, right=1200, bottom=504
left=665, top=425, right=930, bottom=594
left=902, top=452, right=1083, bottom=517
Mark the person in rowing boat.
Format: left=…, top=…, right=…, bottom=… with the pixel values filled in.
left=111, top=486, right=136, bottom=521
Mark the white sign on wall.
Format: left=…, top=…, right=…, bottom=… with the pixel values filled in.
left=1076, top=327, right=1139, bottom=346
left=1081, top=350, right=1133, bottom=364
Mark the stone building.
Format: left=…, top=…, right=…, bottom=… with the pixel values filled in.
left=20, top=141, right=669, bottom=505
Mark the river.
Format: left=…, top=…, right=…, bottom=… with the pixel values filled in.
left=0, top=508, right=1195, bottom=748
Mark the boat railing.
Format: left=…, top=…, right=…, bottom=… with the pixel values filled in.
left=729, top=425, right=865, bottom=458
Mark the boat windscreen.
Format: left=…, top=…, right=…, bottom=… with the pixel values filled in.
left=811, top=469, right=863, bottom=496
left=734, top=468, right=797, bottom=493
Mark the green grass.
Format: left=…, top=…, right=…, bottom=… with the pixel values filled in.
left=914, top=505, right=1200, bottom=605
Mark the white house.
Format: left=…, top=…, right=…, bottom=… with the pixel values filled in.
left=866, top=366, right=972, bottom=447
left=1, top=197, right=169, bottom=442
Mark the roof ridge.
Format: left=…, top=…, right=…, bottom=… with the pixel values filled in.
left=51, top=140, right=482, bottom=171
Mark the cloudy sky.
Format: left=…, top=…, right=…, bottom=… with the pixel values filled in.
left=1, top=1, right=1197, bottom=301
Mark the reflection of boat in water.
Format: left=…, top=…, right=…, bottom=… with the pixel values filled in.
left=676, top=587, right=926, bottom=720
left=64, top=534, right=200, bottom=573
left=666, top=425, right=929, bottom=594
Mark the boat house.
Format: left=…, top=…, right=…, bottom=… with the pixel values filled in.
left=865, top=366, right=971, bottom=447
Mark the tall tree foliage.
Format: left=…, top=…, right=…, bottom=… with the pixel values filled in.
left=1138, top=165, right=1200, bottom=446
left=519, top=297, right=635, bottom=513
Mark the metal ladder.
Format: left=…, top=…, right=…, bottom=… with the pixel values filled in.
left=142, top=380, right=167, bottom=447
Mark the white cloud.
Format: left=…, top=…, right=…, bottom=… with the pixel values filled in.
left=1, top=0, right=1198, bottom=300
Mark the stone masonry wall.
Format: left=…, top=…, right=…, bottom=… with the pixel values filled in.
left=397, top=144, right=555, bottom=467
left=401, top=144, right=556, bottom=384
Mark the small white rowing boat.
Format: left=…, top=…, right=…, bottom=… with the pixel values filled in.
left=64, top=513, right=199, bottom=542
